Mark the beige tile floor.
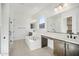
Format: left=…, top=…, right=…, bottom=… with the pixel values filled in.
left=9, top=39, right=53, bottom=56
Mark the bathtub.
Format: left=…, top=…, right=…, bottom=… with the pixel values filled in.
left=25, top=34, right=41, bottom=51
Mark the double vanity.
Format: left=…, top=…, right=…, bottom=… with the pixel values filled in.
left=41, top=32, right=79, bottom=56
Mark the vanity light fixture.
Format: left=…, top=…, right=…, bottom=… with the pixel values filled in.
left=54, top=3, right=68, bottom=12
left=58, top=5, right=63, bottom=10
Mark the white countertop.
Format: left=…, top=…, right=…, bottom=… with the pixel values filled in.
left=41, top=32, right=79, bottom=45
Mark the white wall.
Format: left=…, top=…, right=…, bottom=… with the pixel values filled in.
left=1, top=4, right=9, bottom=56
left=76, top=7, right=79, bottom=33
left=10, top=5, right=30, bottom=40
left=76, top=8, right=79, bottom=33
left=0, top=3, right=1, bottom=54
left=9, top=4, right=31, bottom=40
left=13, top=16, right=30, bottom=40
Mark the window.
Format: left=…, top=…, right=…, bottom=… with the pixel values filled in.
left=39, top=16, right=45, bottom=29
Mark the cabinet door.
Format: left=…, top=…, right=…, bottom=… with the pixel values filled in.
left=54, top=40, right=65, bottom=56
left=66, top=43, right=79, bottom=56
left=41, top=36, right=48, bottom=48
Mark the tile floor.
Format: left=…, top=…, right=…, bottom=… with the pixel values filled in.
left=9, top=39, right=53, bottom=56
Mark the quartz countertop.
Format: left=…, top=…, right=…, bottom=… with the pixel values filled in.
left=41, top=32, right=79, bottom=45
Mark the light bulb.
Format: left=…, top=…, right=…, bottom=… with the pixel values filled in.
left=58, top=5, right=63, bottom=10
left=54, top=8, right=58, bottom=12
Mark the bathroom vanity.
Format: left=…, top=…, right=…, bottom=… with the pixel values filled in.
left=54, top=39, right=79, bottom=56
left=41, top=32, right=79, bottom=56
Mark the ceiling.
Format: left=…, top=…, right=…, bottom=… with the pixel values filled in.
left=10, top=3, right=57, bottom=19
left=10, top=3, right=79, bottom=20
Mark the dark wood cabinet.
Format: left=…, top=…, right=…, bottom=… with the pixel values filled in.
left=66, top=43, right=79, bottom=56
left=41, top=36, right=48, bottom=48
left=54, top=39, right=79, bottom=56
left=54, top=40, right=66, bottom=56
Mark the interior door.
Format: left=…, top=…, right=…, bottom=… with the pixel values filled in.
left=54, top=40, right=66, bottom=56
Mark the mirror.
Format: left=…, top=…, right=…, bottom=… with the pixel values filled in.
left=46, top=14, right=73, bottom=34
left=39, top=16, right=45, bottom=29
left=46, top=14, right=61, bottom=33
